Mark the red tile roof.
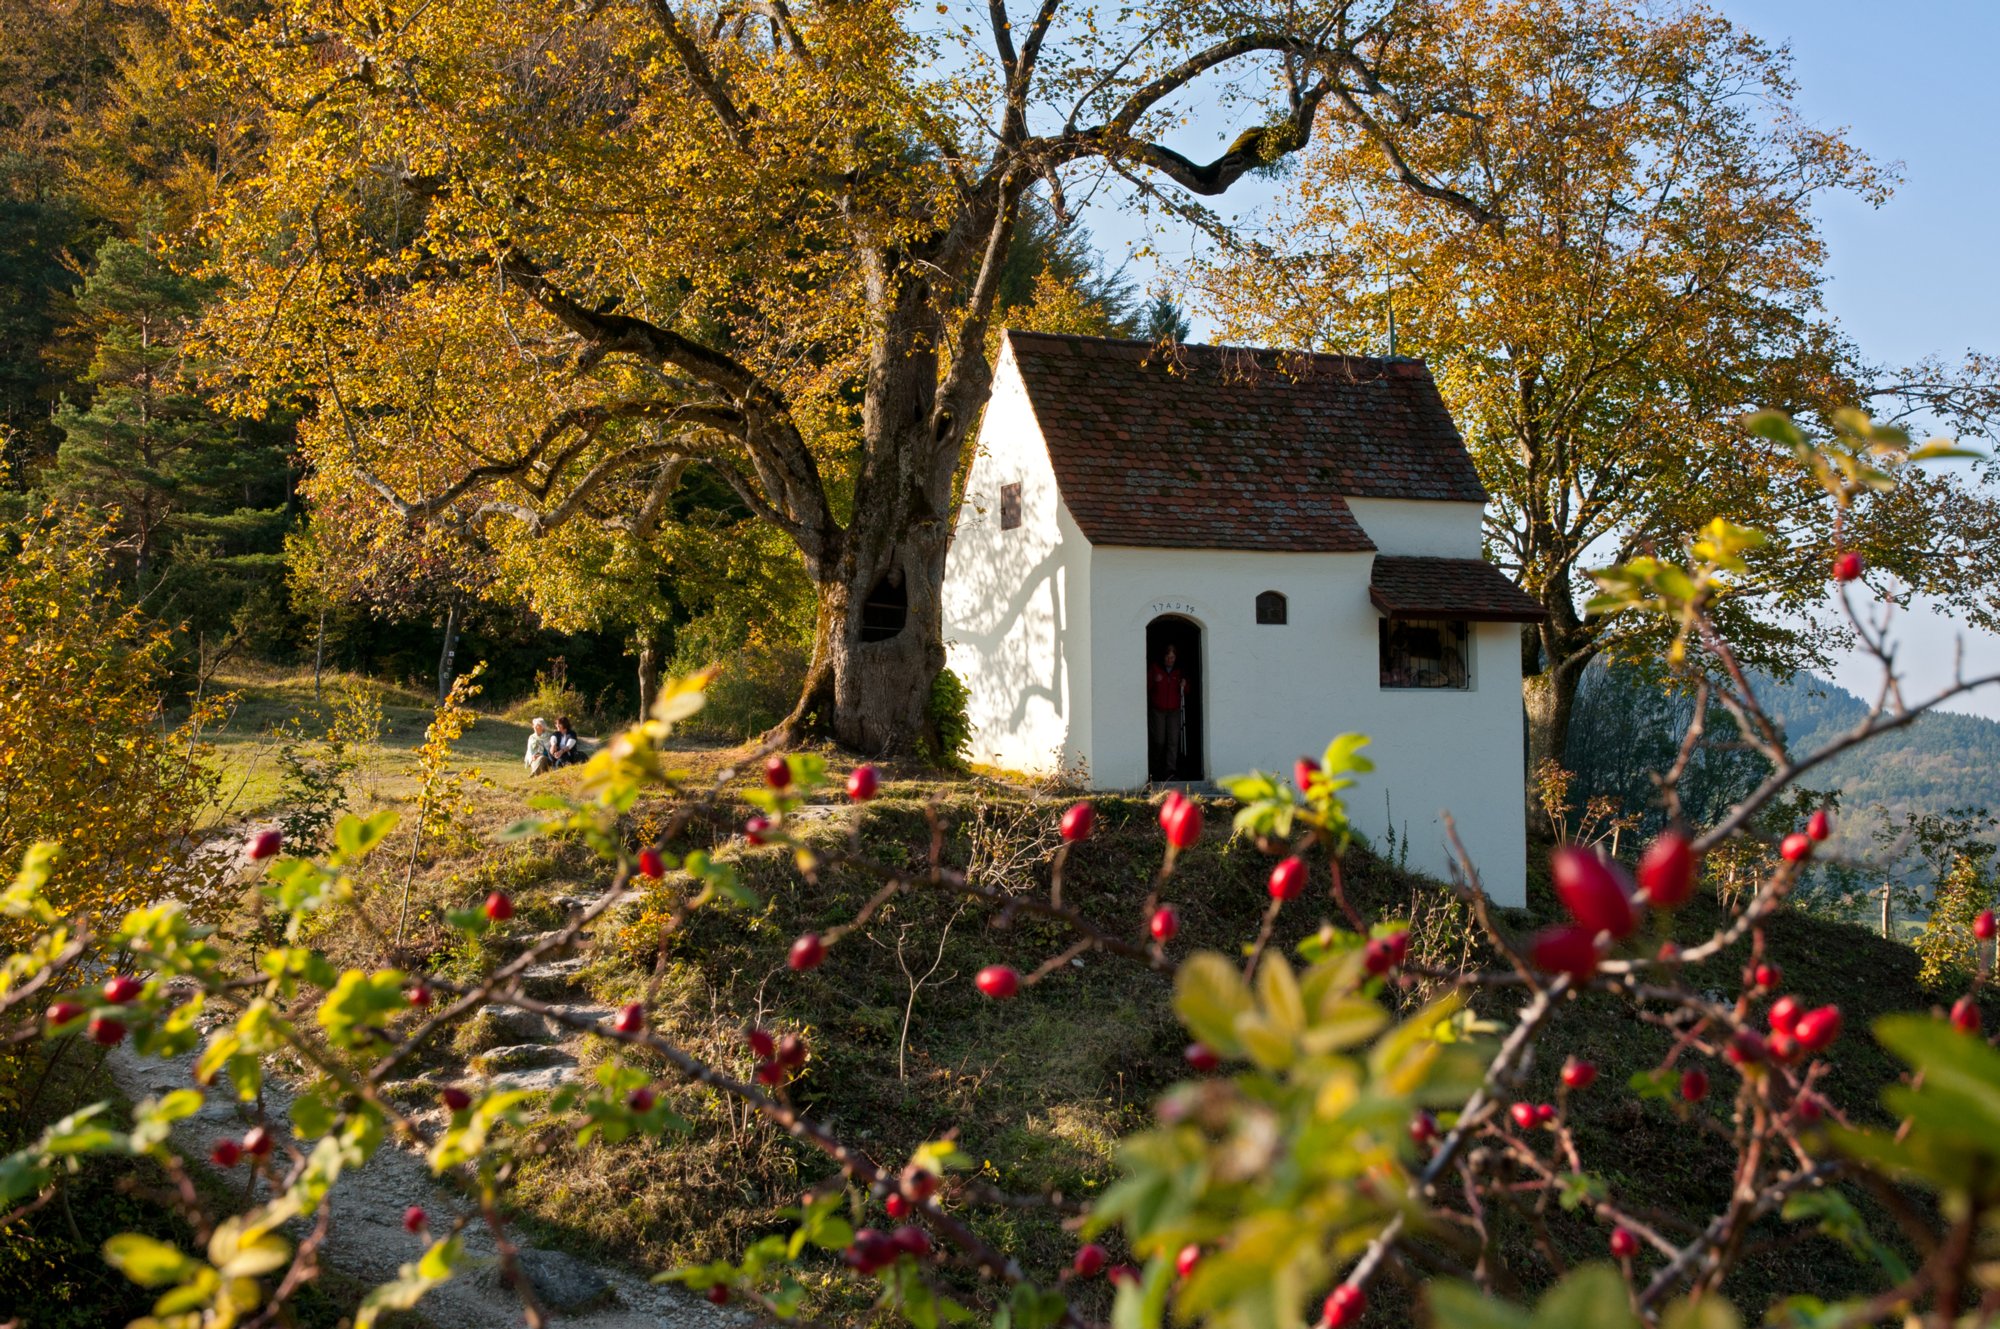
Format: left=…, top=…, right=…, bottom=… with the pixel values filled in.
left=1004, top=330, right=1486, bottom=552
left=1370, top=556, right=1548, bottom=623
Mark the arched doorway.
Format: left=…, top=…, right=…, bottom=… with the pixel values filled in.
left=1144, top=614, right=1204, bottom=782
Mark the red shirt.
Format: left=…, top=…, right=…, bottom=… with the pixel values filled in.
left=1148, top=665, right=1184, bottom=712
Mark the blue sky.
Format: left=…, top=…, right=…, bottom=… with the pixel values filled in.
left=1704, top=1, right=2000, bottom=719
left=1093, top=1, right=2000, bottom=719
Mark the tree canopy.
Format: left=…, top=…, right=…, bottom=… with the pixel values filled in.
left=172, top=0, right=1492, bottom=749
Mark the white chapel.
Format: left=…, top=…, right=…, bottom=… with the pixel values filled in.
left=941, top=330, right=1544, bottom=905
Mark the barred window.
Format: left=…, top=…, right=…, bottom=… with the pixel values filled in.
left=1000, top=482, right=1022, bottom=530
left=1255, top=590, right=1287, bottom=624
left=1379, top=618, right=1469, bottom=689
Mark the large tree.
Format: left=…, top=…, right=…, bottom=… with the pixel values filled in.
left=172, top=0, right=1481, bottom=752
left=1196, top=0, right=2000, bottom=782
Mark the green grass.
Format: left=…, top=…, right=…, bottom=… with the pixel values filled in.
left=193, top=665, right=555, bottom=823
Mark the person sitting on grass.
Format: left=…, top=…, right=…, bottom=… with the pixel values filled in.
left=551, top=716, right=580, bottom=767
left=524, top=717, right=555, bottom=775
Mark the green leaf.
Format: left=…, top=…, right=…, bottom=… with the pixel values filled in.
left=1174, top=952, right=1252, bottom=1058
left=1533, top=1264, right=1640, bottom=1328
left=290, top=1086, right=337, bottom=1140
left=356, top=1237, right=463, bottom=1328
left=103, top=1233, right=199, bottom=1287
left=333, top=810, right=399, bottom=862
left=1660, top=1296, right=1742, bottom=1329
left=1427, top=1281, right=1533, bottom=1329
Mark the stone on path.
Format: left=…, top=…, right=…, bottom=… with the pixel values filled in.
left=504, top=1248, right=617, bottom=1315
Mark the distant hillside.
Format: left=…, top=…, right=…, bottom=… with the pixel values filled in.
left=1567, top=661, right=2000, bottom=863
left=1757, top=671, right=2000, bottom=828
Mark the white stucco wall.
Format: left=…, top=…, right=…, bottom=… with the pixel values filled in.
left=1346, top=498, right=1485, bottom=557
left=942, top=347, right=1093, bottom=777
left=1086, top=547, right=1527, bottom=905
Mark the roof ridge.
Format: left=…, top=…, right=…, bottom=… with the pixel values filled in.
left=1000, top=327, right=1430, bottom=375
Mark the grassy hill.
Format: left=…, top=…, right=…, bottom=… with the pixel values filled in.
left=286, top=739, right=1982, bottom=1325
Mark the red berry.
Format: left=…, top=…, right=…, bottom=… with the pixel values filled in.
left=847, top=764, right=880, bottom=801
left=1533, top=1102, right=1556, bottom=1125
left=754, top=1060, right=787, bottom=1086
left=1727, top=1028, right=1768, bottom=1066
left=1767, top=1031, right=1799, bottom=1063
left=1059, top=802, right=1095, bottom=842
left=1294, top=756, right=1319, bottom=794
left=1509, top=1102, right=1538, bottom=1130
left=87, top=1016, right=125, bottom=1046
left=1561, top=1058, right=1596, bottom=1091
left=614, top=1002, right=645, bottom=1035
left=442, top=1087, right=472, bottom=1112
left=627, top=1086, right=656, bottom=1112
left=210, top=1139, right=243, bottom=1167
left=1176, top=1243, right=1201, bottom=1278
left=1975, top=909, right=1996, bottom=941
left=778, top=1033, right=806, bottom=1067
left=746, top=1027, right=775, bottom=1059
left=890, top=1225, right=931, bottom=1258
left=1073, top=1243, right=1107, bottom=1278
left=1780, top=833, right=1812, bottom=864
left=1793, top=1005, right=1843, bottom=1053
left=885, top=1193, right=912, bottom=1220
left=1409, top=1110, right=1438, bottom=1143
left=706, top=1285, right=731, bottom=1306
left=484, top=891, right=514, bottom=921
left=1610, top=1227, right=1639, bottom=1259
left=1268, top=856, right=1307, bottom=901
left=1637, top=832, right=1697, bottom=909
left=404, top=1205, right=426, bottom=1233
left=1157, top=789, right=1187, bottom=831
left=1794, top=1093, right=1824, bottom=1125
left=975, top=965, right=1020, bottom=999
left=1807, top=809, right=1832, bottom=842
left=1752, top=963, right=1780, bottom=989
left=1951, top=996, right=1981, bottom=1035
left=249, top=827, right=283, bottom=860
left=243, top=1127, right=273, bottom=1157
left=1184, top=1042, right=1220, bottom=1073
left=1324, top=1284, right=1366, bottom=1327
left=1108, top=1264, right=1140, bottom=1287
left=407, top=985, right=430, bottom=1007
left=902, top=1168, right=939, bottom=1201
left=1162, top=797, right=1203, bottom=850
left=1679, top=1068, right=1709, bottom=1103
left=1363, top=938, right=1395, bottom=976
left=102, top=975, right=143, bottom=1004
left=1550, top=845, right=1638, bottom=938
left=1529, top=925, right=1602, bottom=981
left=1149, top=905, right=1180, bottom=943
left=1832, top=550, right=1863, bottom=582
left=1768, top=995, right=1804, bottom=1037
left=788, top=933, right=825, bottom=971
left=744, top=815, right=772, bottom=846
left=46, top=1001, right=84, bottom=1027
left=846, top=1229, right=896, bottom=1274
left=638, top=847, right=665, bottom=879
left=763, top=755, right=792, bottom=789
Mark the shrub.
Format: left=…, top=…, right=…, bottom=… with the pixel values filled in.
left=673, top=621, right=809, bottom=741
left=925, top=666, right=973, bottom=770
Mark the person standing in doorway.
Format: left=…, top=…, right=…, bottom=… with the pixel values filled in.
left=1148, top=645, right=1186, bottom=780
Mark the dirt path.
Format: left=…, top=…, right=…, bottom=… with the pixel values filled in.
left=106, top=1044, right=735, bottom=1328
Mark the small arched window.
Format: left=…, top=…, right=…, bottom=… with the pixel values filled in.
left=860, top=570, right=909, bottom=642
left=1255, top=590, right=1288, bottom=625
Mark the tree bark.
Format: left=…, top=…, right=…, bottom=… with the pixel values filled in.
left=636, top=635, right=662, bottom=722
left=1522, top=613, right=1597, bottom=837
left=436, top=600, right=460, bottom=705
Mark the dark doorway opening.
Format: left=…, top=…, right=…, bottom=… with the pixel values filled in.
left=1144, top=614, right=1204, bottom=782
